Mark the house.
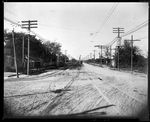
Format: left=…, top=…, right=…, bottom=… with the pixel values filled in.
left=4, top=47, right=14, bottom=70
left=24, top=56, right=43, bottom=69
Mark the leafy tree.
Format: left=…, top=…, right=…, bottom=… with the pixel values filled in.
left=114, top=40, right=147, bottom=72
left=4, top=31, right=46, bottom=62
left=44, top=41, right=62, bottom=62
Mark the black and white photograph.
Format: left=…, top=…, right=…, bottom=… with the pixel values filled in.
left=4, top=2, right=149, bottom=120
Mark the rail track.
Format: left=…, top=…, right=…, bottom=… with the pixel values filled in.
left=83, top=67, right=147, bottom=116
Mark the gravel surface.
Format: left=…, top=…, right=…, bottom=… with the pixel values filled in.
left=4, top=63, right=148, bottom=119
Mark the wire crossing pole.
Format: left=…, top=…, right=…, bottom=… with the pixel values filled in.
left=21, top=20, right=37, bottom=75
left=125, top=35, right=140, bottom=74
left=113, top=27, right=124, bottom=71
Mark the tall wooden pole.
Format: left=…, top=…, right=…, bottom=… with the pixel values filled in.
left=131, top=35, right=133, bottom=74
left=21, top=20, right=37, bottom=75
left=12, top=28, right=19, bottom=78
left=27, top=31, right=30, bottom=75
left=125, top=36, right=140, bottom=74
left=22, top=36, right=24, bottom=68
left=118, top=46, right=119, bottom=71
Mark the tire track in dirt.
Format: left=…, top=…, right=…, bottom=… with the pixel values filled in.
left=4, top=68, right=75, bottom=116
left=41, top=68, right=80, bottom=116
left=83, top=67, right=147, bottom=116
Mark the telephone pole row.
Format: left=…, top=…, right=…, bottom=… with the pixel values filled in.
left=21, top=20, right=38, bottom=75
left=12, top=28, right=19, bottom=78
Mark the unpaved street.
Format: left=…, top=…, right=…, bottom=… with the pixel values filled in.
left=4, top=63, right=148, bottom=118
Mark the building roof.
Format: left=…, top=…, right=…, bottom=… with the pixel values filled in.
left=25, top=56, right=43, bottom=62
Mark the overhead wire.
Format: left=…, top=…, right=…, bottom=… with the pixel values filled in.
left=120, top=21, right=148, bottom=38
left=122, top=6, right=148, bottom=29
left=4, top=4, right=26, bottom=20
left=4, top=17, right=45, bottom=42
left=91, top=2, right=119, bottom=42
left=107, top=20, right=148, bottom=46
left=83, top=3, right=119, bottom=56
left=136, top=36, right=148, bottom=40
left=38, top=24, right=94, bottom=32
left=4, top=8, right=25, bottom=20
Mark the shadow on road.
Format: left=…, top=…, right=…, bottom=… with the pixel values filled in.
left=41, top=104, right=115, bottom=118
left=50, top=89, right=71, bottom=94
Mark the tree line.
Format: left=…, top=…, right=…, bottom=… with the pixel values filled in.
left=86, top=40, right=148, bottom=73
left=4, top=29, right=69, bottom=71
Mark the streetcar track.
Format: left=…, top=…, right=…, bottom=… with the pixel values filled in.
left=84, top=67, right=145, bottom=104
left=83, top=70, right=122, bottom=116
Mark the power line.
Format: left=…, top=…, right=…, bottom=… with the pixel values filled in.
left=4, top=6, right=25, bottom=20
left=122, top=7, right=148, bottom=29
left=107, top=20, right=148, bottom=46
left=121, top=21, right=148, bottom=37
left=136, top=36, right=148, bottom=40
left=4, top=17, right=45, bottom=42
left=91, top=3, right=119, bottom=42
left=38, top=24, right=94, bottom=32
left=4, top=17, right=21, bottom=26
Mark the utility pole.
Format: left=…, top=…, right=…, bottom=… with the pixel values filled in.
left=22, top=36, right=24, bottom=70
left=93, top=50, right=96, bottom=65
left=125, top=35, right=140, bottom=74
left=113, top=27, right=124, bottom=71
left=12, top=28, right=19, bottom=78
left=94, top=45, right=106, bottom=67
left=109, top=45, right=112, bottom=67
left=21, top=20, right=37, bottom=75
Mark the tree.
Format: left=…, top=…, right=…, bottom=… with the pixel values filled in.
left=44, top=41, right=62, bottom=63
left=113, top=40, right=147, bottom=72
left=4, top=31, right=46, bottom=61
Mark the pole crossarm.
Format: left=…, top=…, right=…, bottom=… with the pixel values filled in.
left=21, top=20, right=38, bottom=31
left=113, top=27, right=124, bottom=38
left=21, top=20, right=38, bottom=75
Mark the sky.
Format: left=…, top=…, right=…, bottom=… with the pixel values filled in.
left=4, top=2, right=148, bottom=60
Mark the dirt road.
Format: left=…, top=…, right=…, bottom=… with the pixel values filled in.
left=4, top=63, right=148, bottom=119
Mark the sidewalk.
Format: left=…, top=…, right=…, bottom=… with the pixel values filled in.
left=4, top=72, right=28, bottom=80
left=86, top=63, right=147, bottom=77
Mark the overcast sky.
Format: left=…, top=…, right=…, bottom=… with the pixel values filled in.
left=4, top=2, right=148, bottom=60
